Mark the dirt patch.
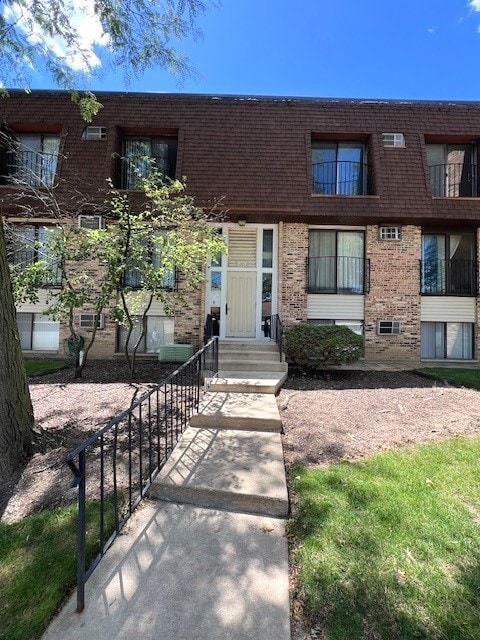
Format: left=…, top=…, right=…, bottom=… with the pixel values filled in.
left=280, top=369, right=480, bottom=469
left=1, top=359, right=178, bottom=523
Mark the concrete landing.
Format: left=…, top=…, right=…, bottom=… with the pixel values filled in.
left=150, top=427, right=289, bottom=517
left=42, top=501, right=291, bottom=640
left=219, top=359, right=288, bottom=372
left=209, top=372, right=288, bottom=394
left=190, top=392, right=282, bottom=431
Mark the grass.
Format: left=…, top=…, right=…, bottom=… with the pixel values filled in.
left=291, top=436, right=480, bottom=640
left=419, top=367, right=480, bottom=391
left=24, top=360, right=66, bottom=377
left=0, top=500, right=116, bottom=640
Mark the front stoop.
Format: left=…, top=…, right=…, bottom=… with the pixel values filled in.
left=150, top=427, right=289, bottom=517
left=206, top=372, right=287, bottom=394
left=190, top=392, right=282, bottom=432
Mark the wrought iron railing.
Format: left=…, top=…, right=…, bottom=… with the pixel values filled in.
left=420, top=259, right=478, bottom=295
left=270, top=314, right=284, bottom=362
left=65, top=337, right=219, bottom=612
left=306, top=256, right=370, bottom=294
left=429, top=163, right=478, bottom=197
left=312, top=160, right=369, bottom=195
left=117, top=155, right=173, bottom=189
left=4, top=150, right=58, bottom=187
left=9, top=248, right=62, bottom=286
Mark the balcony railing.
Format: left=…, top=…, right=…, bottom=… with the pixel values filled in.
left=429, top=163, right=478, bottom=197
left=3, top=150, right=58, bottom=187
left=312, top=160, right=369, bottom=195
left=10, top=249, right=62, bottom=287
left=307, top=256, right=370, bottom=293
left=117, top=155, right=173, bottom=189
left=420, top=259, right=478, bottom=295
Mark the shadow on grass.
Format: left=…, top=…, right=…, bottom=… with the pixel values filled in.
left=291, top=446, right=480, bottom=640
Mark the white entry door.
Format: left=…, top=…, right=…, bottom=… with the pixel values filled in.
left=226, top=271, right=257, bottom=338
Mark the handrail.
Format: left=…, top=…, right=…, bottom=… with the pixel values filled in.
left=66, top=337, right=219, bottom=612
left=312, top=160, right=368, bottom=195
left=270, top=314, right=284, bottom=362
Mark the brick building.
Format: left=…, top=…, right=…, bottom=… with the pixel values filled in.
left=2, top=90, right=480, bottom=362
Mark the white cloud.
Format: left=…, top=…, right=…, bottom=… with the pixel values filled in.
left=469, top=0, right=480, bottom=12
left=3, top=0, right=109, bottom=72
left=427, top=26, right=437, bottom=34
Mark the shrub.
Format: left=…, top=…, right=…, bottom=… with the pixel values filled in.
left=284, top=323, right=364, bottom=369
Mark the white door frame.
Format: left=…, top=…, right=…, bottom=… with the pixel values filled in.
left=205, top=223, right=278, bottom=341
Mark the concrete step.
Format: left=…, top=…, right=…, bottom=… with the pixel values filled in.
left=190, top=392, right=282, bottom=432
left=219, top=349, right=280, bottom=362
left=218, top=359, right=288, bottom=372
left=219, top=341, right=279, bottom=352
left=210, top=372, right=288, bottom=394
left=150, top=427, right=289, bottom=517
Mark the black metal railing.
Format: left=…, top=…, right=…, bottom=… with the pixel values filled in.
left=10, top=248, right=62, bottom=286
left=312, top=160, right=369, bottom=195
left=270, top=314, right=284, bottom=362
left=4, top=150, right=58, bottom=187
left=420, top=259, right=478, bottom=295
left=117, top=155, right=173, bottom=189
left=429, top=163, right=478, bottom=197
left=306, top=256, right=369, bottom=294
left=66, top=337, right=219, bottom=612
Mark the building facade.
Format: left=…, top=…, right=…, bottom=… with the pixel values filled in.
left=2, top=90, right=480, bottom=362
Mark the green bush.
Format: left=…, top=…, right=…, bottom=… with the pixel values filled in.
left=284, top=323, right=364, bottom=369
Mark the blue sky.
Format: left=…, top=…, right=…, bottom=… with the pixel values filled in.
left=27, top=0, right=480, bottom=100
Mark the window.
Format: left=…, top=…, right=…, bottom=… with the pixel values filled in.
left=123, top=233, right=176, bottom=291
left=17, top=313, right=60, bottom=351
left=426, top=143, right=477, bottom=197
left=119, top=136, right=177, bottom=189
left=421, top=233, right=476, bottom=295
left=382, top=133, right=405, bottom=147
left=421, top=322, right=473, bottom=359
left=379, top=226, right=401, bottom=241
left=308, top=230, right=366, bottom=293
left=308, top=319, right=364, bottom=335
left=117, top=316, right=174, bottom=353
left=8, top=224, right=62, bottom=286
left=6, top=133, right=60, bottom=187
left=312, top=141, right=367, bottom=195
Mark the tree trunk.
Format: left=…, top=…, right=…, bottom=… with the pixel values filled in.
left=0, top=218, right=34, bottom=483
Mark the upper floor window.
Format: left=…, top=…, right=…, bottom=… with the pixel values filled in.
left=118, top=136, right=177, bottom=189
left=426, top=143, right=478, bottom=197
left=8, top=224, right=62, bottom=287
left=5, top=134, right=60, bottom=187
left=420, top=232, right=476, bottom=295
left=312, top=142, right=367, bottom=195
left=307, top=230, right=367, bottom=294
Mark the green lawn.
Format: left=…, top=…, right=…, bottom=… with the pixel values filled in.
left=291, top=437, right=480, bottom=640
left=24, top=360, right=67, bottom=377
left=419, top=367, right=480, bottom=391
left=0, top=501, right=114, bottom=640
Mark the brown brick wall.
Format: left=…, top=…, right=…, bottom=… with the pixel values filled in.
left=279, top=222, right=308, bottom=326
left=364, top=225, right=421, bottom=361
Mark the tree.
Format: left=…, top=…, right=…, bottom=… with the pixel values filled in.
left=0, top=217, right=33, bottom=483
left=109, top=174, right=225, bottom=377
left=8, top=172, right=226, bottom=379
left=0, top=0, right=215, bottom=119
left=0, top=0, right=217, bottom=475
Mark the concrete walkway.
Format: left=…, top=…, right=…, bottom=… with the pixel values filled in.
left=43, top=341, right=291, bottom=640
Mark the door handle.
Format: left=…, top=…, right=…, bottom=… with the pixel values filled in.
left=225, top=303, right=228, bottom=315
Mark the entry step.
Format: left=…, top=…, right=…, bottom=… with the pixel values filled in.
left=208, top=372, right=287, bottom=394
left=190, top=392, right=282, bottom=431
